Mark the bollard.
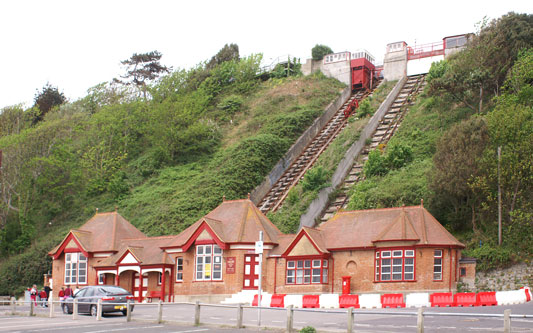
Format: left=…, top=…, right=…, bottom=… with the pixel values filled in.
left=347, top=307, right=354, bottom=333
left=286, top=304, right=294, bottom=333
left=157, top=300, right=163, bottom=324
left=237, top=303, right=243, bottom=329
left=29, top=300, right=34, bottom=317
left=96, top=298, right=102, bottom=321
left=126, top=300, right=132, bottom=322
left=73, top=298, right=79, bottom=320
left=504, top=309, right=511, bottom=333
left=11, top=297, right=16, bottom=315
left=417, top=307, right=424, bottom=333
left=194, top=301, right=200, bottom=326
left=49, top=299, right=54, bottom=318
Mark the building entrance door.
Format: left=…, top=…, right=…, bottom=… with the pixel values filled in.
left=243, top=254, right=259, bottom=289
left=133, top=272, right=148, bottom=302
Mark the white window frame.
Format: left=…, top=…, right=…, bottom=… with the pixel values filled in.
left=434, top=250, right=443, bottom=281
left=64, top=252, right=88, bottom=285
left=176, top=257, right=183, bottom=282
left=195, top=244, right=223, bottom=281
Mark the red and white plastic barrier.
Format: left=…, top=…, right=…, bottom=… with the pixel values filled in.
left=245, top=286, right=530, bottom=309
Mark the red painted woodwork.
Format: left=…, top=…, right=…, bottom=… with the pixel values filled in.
left=243, top=254, right=259, bottom=290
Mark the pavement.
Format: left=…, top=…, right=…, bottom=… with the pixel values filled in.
left=1, top=301, right=532, bottom=332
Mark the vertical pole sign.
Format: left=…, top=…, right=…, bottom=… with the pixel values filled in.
left=255, top=231, right=264, bottom=326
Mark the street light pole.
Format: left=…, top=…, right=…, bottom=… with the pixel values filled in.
left=256, top=231, right=263, bottom=327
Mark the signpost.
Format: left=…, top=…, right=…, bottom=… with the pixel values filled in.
left=255, top=231, right=263, bottom=327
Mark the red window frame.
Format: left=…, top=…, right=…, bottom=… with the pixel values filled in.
left=433, top=249, right=443, bottom=281
left=176, top=257, right=183, bottom=282
left=374, top=248, right=415, bottom=282
left=286, top=258, right=328, bottom=285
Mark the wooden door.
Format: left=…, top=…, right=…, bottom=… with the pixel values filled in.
left=133, top=273, right=148, bottom=302
left=243, top=254, right=259, bottom=289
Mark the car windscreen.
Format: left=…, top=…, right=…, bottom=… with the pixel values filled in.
left=98, top=286, right=130, bottom=295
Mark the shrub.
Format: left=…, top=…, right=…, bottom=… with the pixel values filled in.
left=300, top=326, right=317, bottom=333
left=356, top=99, right=372, bottom=118
left=217, top=95, right=243, bottom=116
left=301, top=166, right=329, bottom=192
left=463, top=244, right=512, bottom=271
left=311, top=44, right=333, bottom=61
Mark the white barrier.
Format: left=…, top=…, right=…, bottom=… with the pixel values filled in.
left=320, top=294, right=340, bottom=308
left=359, top=294, right=382, bottom=309
left=260, top=294, right=272, bottom=307
left=406, top=293, right=430, bottom=308
left=496, top=290, right=526, bottom=305
left=284, top=294, right=303, bottom=308
left=521, top=287, right=531, bottom=301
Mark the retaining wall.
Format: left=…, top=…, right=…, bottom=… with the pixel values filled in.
left=250, top=86, right=352, bottom=204
left=299, top=77, right=407, bottom=228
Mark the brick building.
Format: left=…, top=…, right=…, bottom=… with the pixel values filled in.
left=48, top=198, right=465, bottom=301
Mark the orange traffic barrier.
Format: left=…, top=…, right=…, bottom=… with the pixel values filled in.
left=302, top=295, right=320, bottom=308
left=270, top=294, right=285, bottom=308
left=476, top=292, right=497, bottom=306
left=381, top=293, right=405, bottom=308
left=339, top=294, right=360, bottom=308
left=454, top=292, right=476, bottom=307
left=430, top=292, right=453, bottom=307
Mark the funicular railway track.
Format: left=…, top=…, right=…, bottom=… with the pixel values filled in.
left=258, top=85, right=380, bottom=214
left=318, top=74, right=427, bottom=223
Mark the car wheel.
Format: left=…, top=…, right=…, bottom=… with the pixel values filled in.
left=121, top=309, right=127, bottom=316
left=90, top=305, right=97, bottom=317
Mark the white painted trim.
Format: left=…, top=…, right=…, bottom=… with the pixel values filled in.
left=93, top=253, right=114, bottom=258
left=165, top=248, right=183, bottom=253
left=230, top=244, right=274, bottom=250
left=120, top=253, right=139, bottom=264
left=141, top=268, right=163, bottom=274
left=96, top=270, right=117, bottom=275
left=118, top=265, right=140, bottom=274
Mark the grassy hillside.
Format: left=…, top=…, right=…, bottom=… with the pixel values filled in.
left=0, top=53, right=344, bottom=294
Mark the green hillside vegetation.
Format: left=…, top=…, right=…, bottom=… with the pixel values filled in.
left=346, top=12, right=533, bottom=270
left=0, top=50, right=344, bottom=294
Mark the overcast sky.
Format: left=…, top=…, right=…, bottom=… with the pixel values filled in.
left=0, top=0, right=530, bottom=109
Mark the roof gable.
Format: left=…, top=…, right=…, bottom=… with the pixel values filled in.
left=283, top=228, right=329, bottom=257
left=118, top=250, right=140, bottom=264
left=49, top=231, right=90, bottom=259
left=373, top=209, right=420, bottom=243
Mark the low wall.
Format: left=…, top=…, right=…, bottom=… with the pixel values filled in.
left=250, top=86, right=352, bottom=204
left=299, top=77, right=407, bottom=228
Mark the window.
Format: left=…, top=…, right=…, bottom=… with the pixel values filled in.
left=158, top=272, right=162, bottom=285
left=98, top=273, right=105, bottom=285
left=375, top=249, right=415, bottom=282
left=434, top=250, right=443, bottom=281
left=460, top=267, right=466, bottom=277
left=286, top=259, right=328, bottom=285
left=195, top=244, right=223, bottom=281
left=176, top=257, right=183, bottom=282
left=64, top=252, right=87, bottom=285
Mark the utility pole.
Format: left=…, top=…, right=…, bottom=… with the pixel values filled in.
left=498, top=146, right=502, bottom=246
left=256, top=231, right=264, bottom=326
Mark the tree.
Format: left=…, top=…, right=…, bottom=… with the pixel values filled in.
left=311, top=44, right=333, bottom=61
left=430, top=117, right=490, bottom=231
left=119, top=51, right=171, bottom=100
left=32, top=83, right=66, bottom=124
left=206, top=43, right=239, bottom=70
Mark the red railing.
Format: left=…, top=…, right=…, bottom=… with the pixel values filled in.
left=407, top=41, right=444, bottom=60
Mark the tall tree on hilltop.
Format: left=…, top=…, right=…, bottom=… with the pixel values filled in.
left=118, top=50, right=171, bottom=100
left=32, top=83, right=66, bottom=124
left=207, top=43, right=239, bottom=70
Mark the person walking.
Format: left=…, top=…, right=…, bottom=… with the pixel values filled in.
left=64, top=285, right=73, bottom=298
left=58, top=287, right=65, bottom=311
left=30, top=285, right=38, bottom=306
left=39, top=288, right=47, bottom=307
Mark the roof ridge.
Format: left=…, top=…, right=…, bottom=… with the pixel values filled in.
left=338, top=205, right=423, bottom=214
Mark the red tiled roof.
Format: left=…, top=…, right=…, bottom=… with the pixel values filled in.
left=318, top=206, right=464, bottom=249
left=165, top=199, right=283, bottom=248
left=94, top=235, right=175, bottom=267
left=49, top=211, right=146, bottom=256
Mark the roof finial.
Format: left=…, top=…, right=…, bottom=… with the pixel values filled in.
left=223, top=195, right=226, bottom=202
left=420, top=199, right=424, bottom=207
left=247, top=193, right=251, bottom=200
left=96, top=207, right=99, bottom=213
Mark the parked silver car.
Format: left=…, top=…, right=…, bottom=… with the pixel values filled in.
left=62, top=285, right=135, bottom=316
